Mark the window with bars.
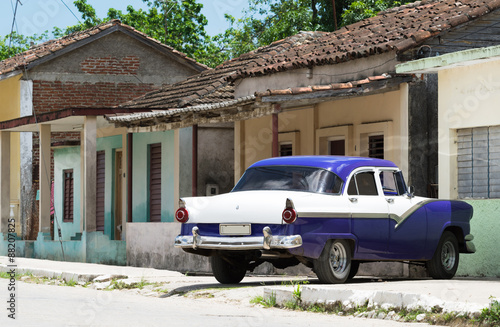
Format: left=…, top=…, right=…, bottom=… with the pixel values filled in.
left=369, top=135, right=384, bottom=159
left=96, top=151, right=105, bottom=231
left=279, top=143, right=293, bottom=157
left=329, top=139, right=345, bottom=156
left=63, top=169, right=74, bottom=222
left=457, top=126, right=500, bottom=199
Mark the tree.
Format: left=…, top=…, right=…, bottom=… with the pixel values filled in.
left=341, top=0, right=412, bottom=26
left=0, top=32, right=48, bottom=61
left=54, top=0, right=212, bottom=66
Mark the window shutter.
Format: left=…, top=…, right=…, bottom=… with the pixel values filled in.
left=149, top=143, right=162, bottom=222
left=96, top=151, right=105, bottom=231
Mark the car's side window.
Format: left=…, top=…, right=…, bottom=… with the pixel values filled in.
left=379, top=170, right=407, bottom=196
left=347, top=171, right=378, bottom=196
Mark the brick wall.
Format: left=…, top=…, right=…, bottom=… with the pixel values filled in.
left=32, top=80, right=157, bottom=112
left=80, top=56, right=140, bottom=75
left=27, top=56, right=163, bottom=238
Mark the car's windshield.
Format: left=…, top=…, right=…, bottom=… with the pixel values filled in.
left=232, top=166, right=343, bottom=194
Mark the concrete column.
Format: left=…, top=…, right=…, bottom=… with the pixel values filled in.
left=82, top=116, right=97, bottom=232
left=192, top=125, right=198, bottom=196
left=39, top=124, right=51, bottom=234
left=0, top=131, right=11, bottom=234
left=174, top=129, right=180, bottom=211
left=234, top=121, right=245, bottom=182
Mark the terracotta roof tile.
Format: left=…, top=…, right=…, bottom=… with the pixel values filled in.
left=121, top=0, right=500, bottom=111
left=0, top=19, right=206, bottom=77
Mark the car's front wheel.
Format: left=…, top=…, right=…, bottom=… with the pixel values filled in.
left=314, top=239, right=352, bottom=284
left=426, top=231, right=459, bottom=279
left=211, top=255, right=247, bottom=284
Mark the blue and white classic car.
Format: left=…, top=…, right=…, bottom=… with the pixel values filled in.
left=174, top=156, right=475, bottom=284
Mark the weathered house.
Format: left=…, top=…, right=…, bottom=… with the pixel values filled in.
left=0, top=20, right=206, bottom=264
left=108, top=0, right=500, bottom=276
left=397, top=44, right=500, bottom=277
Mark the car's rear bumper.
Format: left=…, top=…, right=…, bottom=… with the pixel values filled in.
left=174, top=226, right=302, bottom=250
left=465, top=234, right=476, bottom=253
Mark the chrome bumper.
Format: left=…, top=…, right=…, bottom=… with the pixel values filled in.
left=174, top=226, right=302, bottom=250
left=465, top=234, right=476, bottom=253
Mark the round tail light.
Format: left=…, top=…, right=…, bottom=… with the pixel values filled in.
left=175, top=208, right=189, bottom=223
left=282, top=208, right=297, bottom=224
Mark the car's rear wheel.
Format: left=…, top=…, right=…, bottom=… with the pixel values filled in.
left=426, top=231, right=459, bottom=279
left=314, top=239, right=351, bottom=284
left=348, top=261, right=360, bottom=280
left=211, top=255, right=247, bottom=284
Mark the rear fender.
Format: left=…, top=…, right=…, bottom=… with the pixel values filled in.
left=289, top=233, right=357, bottom=259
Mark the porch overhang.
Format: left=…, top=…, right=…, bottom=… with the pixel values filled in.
left=0, top=108, right=153, bottom=132
left=107, top=75, right=414, bottom=133
left=396, top=44, right=500, bottom=74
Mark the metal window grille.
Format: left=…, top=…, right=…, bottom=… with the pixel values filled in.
left=457, top=126, right=500, bottom=199
left=279, top=143, right=293, bottom=157
left=369, top=135, right=384, bottom=159
left=63, top=169, right=73, bottom=222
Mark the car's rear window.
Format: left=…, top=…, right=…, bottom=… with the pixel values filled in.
left=232, top=166, right=343, bottom=194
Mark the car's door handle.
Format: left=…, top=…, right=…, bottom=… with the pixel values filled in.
left=349, top=197, right=358, bottom=203
left=386, top=198, right=394, bottom=204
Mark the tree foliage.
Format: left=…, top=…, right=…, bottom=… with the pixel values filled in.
left=0, top=32, right=48, bottom=61
left=341, top=0, right=412, bottom=26
left=0, top=0, right=412, bottom=67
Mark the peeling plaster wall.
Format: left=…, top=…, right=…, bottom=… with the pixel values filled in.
left=235, top=52, right=396, bottom=98
left=457, top=200, right=500, bottom=277
left=132, top=131, right=175, bottom=222
left=53, top=146, right=82, bottom=241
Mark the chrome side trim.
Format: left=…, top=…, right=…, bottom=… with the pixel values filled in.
left=391, top=199, right=440, bottom=228
left=299, top=212, right=350, bottom=218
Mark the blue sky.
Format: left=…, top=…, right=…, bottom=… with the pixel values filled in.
left=0, top=0, right=249, bottom=38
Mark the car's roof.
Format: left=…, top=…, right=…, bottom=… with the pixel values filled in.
left=248, top=156, right=398, bottom=181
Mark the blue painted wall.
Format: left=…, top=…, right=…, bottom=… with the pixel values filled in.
left=132, top=131, right=175, bottom=222
left=97, top=135, right=123, bottom=239
left=53, top=135, right=123, bottom=240
left=53, top=146, right=82, bottom=241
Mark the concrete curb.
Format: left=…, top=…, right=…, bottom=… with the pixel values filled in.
left=263, top=285, right=485, bottom=316
left=0, top=265, right=101, bottom=283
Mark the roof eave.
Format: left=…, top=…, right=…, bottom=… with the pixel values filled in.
left=396, top=44, right=500, bottom=74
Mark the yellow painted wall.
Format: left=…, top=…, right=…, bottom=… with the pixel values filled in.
left=438, top=59, right=500, bottom=198
left=235, top=88, right=408, bottom=181
left=0, top=75, right=21, bottom=203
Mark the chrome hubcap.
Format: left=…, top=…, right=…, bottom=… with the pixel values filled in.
left=441, top=241, right=456, bottom=271
left=329, top=242, right=347, bottom=275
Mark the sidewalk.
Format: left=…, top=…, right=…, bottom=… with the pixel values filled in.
left=1, top=256, right=499, bottom=316
left=265, top=277, right=500, bottom=315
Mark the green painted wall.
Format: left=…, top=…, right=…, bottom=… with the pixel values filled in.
left=457, top=199, right=500, bottom=277
left=97, top=135, right=123, bottom=239
left=132, top=131, right=175, bottom=222
left=53, top=146, right=82, bottom=240
left=53, top=135, right=122, bottom=240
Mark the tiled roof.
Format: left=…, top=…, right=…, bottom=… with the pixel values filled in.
left=0, top=19, right=206, bottom=77
left=120, top=0, right=500, bottom=112
left=109, top=95, right=256, bottom=125
left=232, top=0, right=500, bottom=80
left=119, top=31, right=326, bottom=109
left=255, top=75, right=393, bottom=97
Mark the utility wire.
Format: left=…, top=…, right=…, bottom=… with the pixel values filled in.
left=59, top=0, right=82, bottom=23
left=8, top=0, right=21, bottom=48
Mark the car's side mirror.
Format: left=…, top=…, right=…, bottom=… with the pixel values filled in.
left=406, top=185, right=415, bottom=198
